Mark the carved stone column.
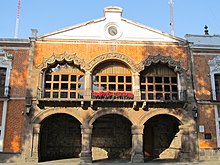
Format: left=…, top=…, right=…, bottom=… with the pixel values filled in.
left=80, top=125, right=93, bottom=164
left=132, top=72, right=141, bottom=100
left=31, top=124, right=40, bottom=162
left=131, top=125, right=144, bottom=163
left=179, top=124, right=196, bottom=162
left=37, top=71, right=44, bottom=98
left=84, top=71, right=92, bottom=100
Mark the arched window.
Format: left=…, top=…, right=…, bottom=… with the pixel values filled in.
left=140, top=63, right=178, bottom=101
left=92, top=61, right=132, bottom=92
left=43, top=62, right=85, bottom=99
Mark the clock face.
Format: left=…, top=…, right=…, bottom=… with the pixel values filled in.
left=108, top=26, right=118, bottom=36
left=105, top=23, right=122, bottom=39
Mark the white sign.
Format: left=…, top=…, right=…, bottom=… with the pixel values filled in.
left=199, top=125, right=205, bottom=133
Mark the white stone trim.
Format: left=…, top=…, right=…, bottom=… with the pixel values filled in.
left=214, top=105, right=220, bottom=147
left=0, top=101, right=8, bottom=151
left=177, top=73, right=181, bottom=100
left=208, top=56, right=220, bottom=100
left=0, top=49, right=13, bottom=151
left=209, top=56, right=220, bottom=147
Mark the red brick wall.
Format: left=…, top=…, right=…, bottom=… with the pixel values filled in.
left=2, top=49, right=29, bottom=152
left=34, top=41, right=189, bottom=70
left=193, top=55, right=214, bottom=100
left=6, top=50, right=29, bottom=97
left=3, top=100, right=25, bottom=152
left=198, top=104, right=217, bottom=148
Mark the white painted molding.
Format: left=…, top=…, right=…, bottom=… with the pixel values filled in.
left=214, top=105, right=220, bottom=147
left=209, top=56, right=220, bottom=147
left=208, top=56, right=220, bottom=100
left=0, top=49, right=13, bottom=152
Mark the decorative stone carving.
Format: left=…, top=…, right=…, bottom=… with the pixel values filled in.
left=0, top=48, right=13, bottom=66
left=208, top=56, right=220, bottom=72
left=86, top=52, right=138, bottom=72
left=37, top=52, right=86, bottom=71
left=208, top=56, right=220, bottom=100
left=136, top=54, right=184, bottom=73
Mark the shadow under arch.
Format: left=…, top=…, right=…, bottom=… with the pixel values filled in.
left=139, top=108, right=194, bottom=126
left=38, top=113, right=82, bottom=162
left=87, top=109, right=135, bottom=126
left=90, top=113, right=133, bottom=162
left=86, top=52, right=138, bottom=73
left=139, top=108, right=195, bottom=161
left=31, top=108, right=83, bottom=125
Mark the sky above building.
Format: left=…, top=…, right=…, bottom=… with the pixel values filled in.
left=1, top=0, right=220, bottom=39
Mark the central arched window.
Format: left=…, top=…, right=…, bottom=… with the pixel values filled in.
left=140, top=63, right=178, bottom=101
left=43, top=62, right=85, bottom=99
left=92, top=61, right=132, bottom=92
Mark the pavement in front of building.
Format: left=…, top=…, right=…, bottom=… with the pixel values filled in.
left=0, top=158, right=220, bottom=165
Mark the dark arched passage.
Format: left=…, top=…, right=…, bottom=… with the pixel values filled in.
left=39, top=113, right=81, bottom=162
left=143, top=114, right=180, bottom=161
left=92, top=114, right=132, bottom=162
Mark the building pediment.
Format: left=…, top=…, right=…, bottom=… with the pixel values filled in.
left=38, top=6, right=185, bottom=43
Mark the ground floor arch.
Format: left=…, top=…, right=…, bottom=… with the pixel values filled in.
left=143, top=114, right=181, bottom=161
left=39, top=113, right=81, bottom=162
left=91, top=114, right=132, bottom=162
left=27, top=107, right=196, bottom=163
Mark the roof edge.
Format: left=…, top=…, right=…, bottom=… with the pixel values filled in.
left=38, top=17, right=106, bottom=39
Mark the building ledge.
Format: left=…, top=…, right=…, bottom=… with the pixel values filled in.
left=37, top=98, right=186, bottom=110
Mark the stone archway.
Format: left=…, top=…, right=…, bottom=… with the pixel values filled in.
left=139, top=108, right=196, bottom=162
left=87, top=52, right=138, bottom=72
left=38, top=113, right=82, bottom=162
left=81, top=109, right=135, bottom=163
left=143, top=114, right=181, bottom=161
left=91, top=114, right=132, bottom=162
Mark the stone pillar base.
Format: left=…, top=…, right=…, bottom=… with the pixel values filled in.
left=26, top=157, right=38, bottom=163
left=179, top=152, right=191, bottom=162
left=80, top=151, right=92, bottom=164
left=131, top=152, right=144, bottom=163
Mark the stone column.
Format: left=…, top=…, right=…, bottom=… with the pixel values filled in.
left=131, top=125, right=144, bottom=163
left=80, top=125, right=93, bottom=164
left=132, top=72, right=141, bottom=100
left=179, top=124, right=196, bottom=162
left=38, top=71, right=44, bottom=98
left=31, top=124, right=40, bottom=162
left=84, top=71, right=92, bottom=100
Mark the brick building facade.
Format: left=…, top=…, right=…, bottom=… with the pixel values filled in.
left=186, top=34, right=220, bottom=160
left=0, top=6, right=219, bottom=163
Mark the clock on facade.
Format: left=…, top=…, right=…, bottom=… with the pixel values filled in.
left=108, top=26, right=118, bottom=36
left=105, top=23, right=122, bottom=39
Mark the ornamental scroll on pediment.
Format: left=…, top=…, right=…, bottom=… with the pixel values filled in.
left=37, top=52, right=86, bottom=71
left=86, top=53, right=138, bottom=72
left=136, top=54, right=184, bottom=73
